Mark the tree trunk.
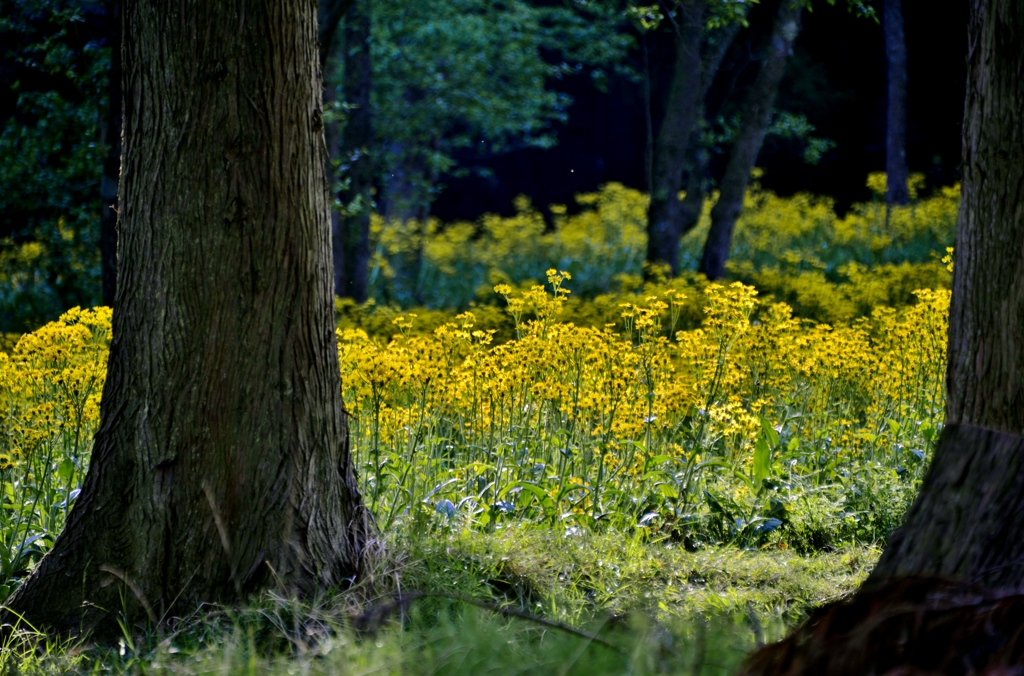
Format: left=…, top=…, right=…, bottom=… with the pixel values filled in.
left=99, top=0, right=121, bottom=308
left=677, top=21, right=746, bottom=242
left=318, top=0, right=355, bottom=66
left=698, top=0, right=802, bottom=281
left=382, top=150, right=431, bottom=225
left=739, top=5, right=1024, bottom=671
left=868, top=0, right=1024, bottom=586
left=642, top=34, right=654, bottom=196
left=677, top=146, right=709, bottom=241
left=334, top=0, right=374, bottom=303
left=883, top=0, right=910, bottom=206
left=646, top=0, right=706, bottom=276
left=3, top=0, right=370, bottom=636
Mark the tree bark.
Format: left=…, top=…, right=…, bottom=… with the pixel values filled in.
left=3, top=0, right=369, bottom=636
left=883, top=0, right=910, bottom=206
left=732, top=3, right=1024, bottom=673
left=646, top=0, right=706, bottom=276
left=333, top=0, right=373, bottom=303
left=698, top=0, right=802, bottom=281
left=99, top=0, right=121, bottom=308
left=868, top=0, right=1024, bottom=585
left=677, top=21, right=746, bottom=242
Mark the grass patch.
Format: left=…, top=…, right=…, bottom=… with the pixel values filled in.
left=1, top=525, right=876, bottom=674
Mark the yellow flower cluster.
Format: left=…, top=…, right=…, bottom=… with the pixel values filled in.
left=0, top=266, right=949, bottom=559
left=0, top=307, right=110, bottom=597
left=0, top=307, right=109, bottom=470
left=339, top=276, right=949, bottom=536
left=362, top=175, right=956, bottom=330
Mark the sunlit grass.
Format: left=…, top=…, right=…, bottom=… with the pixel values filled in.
left=0, top=525, right=876, bottom=674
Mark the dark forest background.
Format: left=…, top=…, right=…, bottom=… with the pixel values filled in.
left=434, top=0, right=966, bottom=222
left=0, top=0, right=967, bottom=332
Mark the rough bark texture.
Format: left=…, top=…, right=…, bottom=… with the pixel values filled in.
left=646, top=0, right=706, bottom=276
left=740, top=3, right=1024, bottom=672
left=333, top=0, right=373, bottom=302
left=3, top=0, right=369, bottom=635
left=740, top=576, right=1024, bottom=675
left=884, top=0, right=910, bottom=206
left=699, top=0, right=802, bottom=281
left=869, top=0, right=1024, bottom=583
left=870, top=425, right=1024, bottom=586
left=942, top=0, right=1024, bottom=437
left=99, top=0, right=121, bottom=308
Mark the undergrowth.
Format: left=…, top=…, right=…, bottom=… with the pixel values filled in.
left=0, top=526, right=876, bottom=674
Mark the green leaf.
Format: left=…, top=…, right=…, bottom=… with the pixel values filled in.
left=753, top=437, right=771, bottom=490
left=759, top=417, right=780, bottom=449
left=501, top=481, right=556, bottom=517
left=920, top=422, right=936, bottom=441
left=656, top=482, right=678, bottom=499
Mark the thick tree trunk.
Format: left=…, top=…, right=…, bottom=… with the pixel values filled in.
left=883, top=0, right=910, bottom=206
left=3, top=0, right=369, bottom=635
left=698, top=0, right=802, bottom=281
left=99, top=0, right=121, bottom=308
left=646, top=0, right=706, bottom=276
left=869, top=0, right=1024, bottom=585
left=741, top=8, right=1024, bottom=668
left=334, top=0, right=373, bottom=303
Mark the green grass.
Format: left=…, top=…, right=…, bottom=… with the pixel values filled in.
left=0, top=525, right=876, bottom=675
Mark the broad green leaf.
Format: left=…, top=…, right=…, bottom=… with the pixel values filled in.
left=759, top=417, right=780, bottom=449
left=753, top=436, right=771, bottom=489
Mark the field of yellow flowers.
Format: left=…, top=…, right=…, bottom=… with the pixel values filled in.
left=0, top=177, right=955, bottom=603
left=0, top=281, right=947, bottom=601
left=362, top=173, right=955, bottom=326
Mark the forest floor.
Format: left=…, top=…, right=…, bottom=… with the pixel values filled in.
left=8, top=526, right=877, bottom=675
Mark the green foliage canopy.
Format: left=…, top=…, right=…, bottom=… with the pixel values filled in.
left=0, top=0, right=108, bottom=332
left=338, top=0, right=634, bottom=214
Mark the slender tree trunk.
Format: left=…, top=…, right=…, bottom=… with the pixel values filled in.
left=868, top=0, right=1024, bottom=586
left=883, top=0, right=910, bottom=206
left=382, top=151, right=429, bottom=224
left=646, top=0, right=706, bottom=276
left=677, top=147, right=709, bottom=240
left=334, top=0, right=374, bottom=303
left=319, top=0, right=358, bottom=301
left=325, top=47, right=345, bottom=297
left=699, top=0, right=802, bottom=281
left=3, top=0, right=369, bottom=636
left=642, top=34, right=654, bottom=197
left=677, top=21, right=746, bottom=241
left=99, top=0, right=121, bottom=308
left=318, top=0, right=355, bottom=65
